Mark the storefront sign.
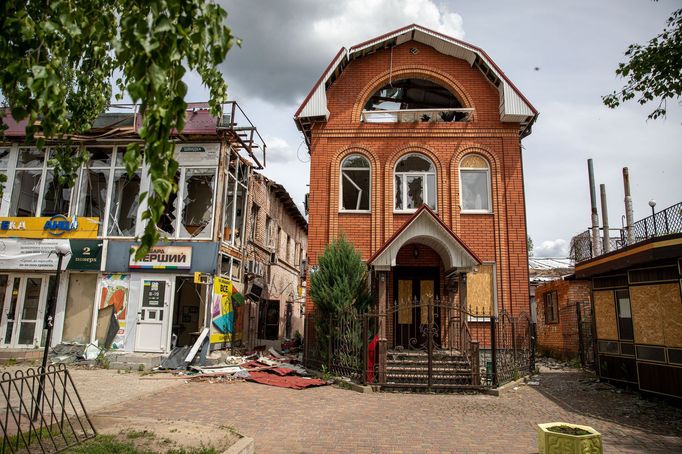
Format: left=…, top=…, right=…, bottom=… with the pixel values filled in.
left=176, top=143, right=219, bottom=166
left=129, top=246, right=192, bottom=270
left=0, top=216, right=99, bottom=239
left=0, top=238, right=103, bottom=271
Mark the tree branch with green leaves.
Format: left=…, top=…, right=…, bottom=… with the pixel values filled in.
left=603, top=7, right=682, bottom=120
left=0, top=0, right=238, bottom=258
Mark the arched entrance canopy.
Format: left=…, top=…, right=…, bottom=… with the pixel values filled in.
left=368, top=205, right=481, bottom=272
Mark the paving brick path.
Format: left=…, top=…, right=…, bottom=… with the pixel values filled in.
left=95, top=369, right=682, bottom=453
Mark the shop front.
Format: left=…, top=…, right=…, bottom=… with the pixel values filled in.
left=103, top=241, right=219, bottom=354
left=0, top=216, right=102, bottom=349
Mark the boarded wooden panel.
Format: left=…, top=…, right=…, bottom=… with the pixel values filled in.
left=62, top=274, right=97, bottom=343
left=467, top=264, right=493, bottom=315
left=594, top=290, right=618, bottom=340
left=630, top=285, right=665, bottom=345
left=661, top=283, right=682, bottom=348
left=420, top=280, right=434, bottom=325
left=398, top=280, right=412, bottom=324
left=460, top=155, right=488, bottom=169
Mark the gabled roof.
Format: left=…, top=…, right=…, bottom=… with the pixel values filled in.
left=294, top=24, right=538, bottom=141
left=368, top=205, right=482, bottom=271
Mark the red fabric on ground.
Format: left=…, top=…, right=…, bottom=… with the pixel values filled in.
left=247, top=371, right=327, bottom=389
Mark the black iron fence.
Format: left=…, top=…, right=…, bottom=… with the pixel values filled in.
left=571, top=201, right=682, bottom=262
left=1, top=364, right=96, bottom=453
left=304, top=298, right=535, bottom=391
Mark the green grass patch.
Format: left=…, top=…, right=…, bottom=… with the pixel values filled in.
left=62, top=435, right=145, bottom=453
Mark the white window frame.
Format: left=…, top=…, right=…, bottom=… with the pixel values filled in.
left=175, top=166, right=218, bottom=240
left=459, top=155, right=492, bottom=214
left=221, top=152, right=249, bottom=247
left=339, top=154, right=371, bottom=213
left=393, top=153, right=437, bottom=213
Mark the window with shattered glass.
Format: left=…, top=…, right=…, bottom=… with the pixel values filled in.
left=394, top=154, right=436, bottom=211
left=222, top=151, right=249, bottom=247
left=157, top=171, right=181, bottom=236
left=8, top=148, right=49, bottom=217
left=76, top=147, right=113, bottom=234
left=108, top=169, right=141, bottom=236
left=179, top=168, right=216, bottom=238
left=340, top=154, right=370, bottom=211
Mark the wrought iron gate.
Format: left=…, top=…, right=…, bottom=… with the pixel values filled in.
left=304, top=298, right=535, bottom=391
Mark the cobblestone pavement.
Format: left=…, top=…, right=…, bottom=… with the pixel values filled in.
left=93, top=367, right=682, bottom=454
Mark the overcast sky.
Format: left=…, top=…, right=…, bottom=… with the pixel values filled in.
left=186, top=0, right=682, bottom=258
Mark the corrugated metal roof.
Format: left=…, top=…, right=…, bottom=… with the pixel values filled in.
left=528, top=257, right=574, bottom=270
left=295, top=24, right=537, bottom=129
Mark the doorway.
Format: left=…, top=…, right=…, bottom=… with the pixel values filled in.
left=134, top=276, right=173, bottom=352
left=392, top=267, right=440, bottom=349
left=171, top=277, right=203, bottom=348
left=0, top=274, right=51, bottom=348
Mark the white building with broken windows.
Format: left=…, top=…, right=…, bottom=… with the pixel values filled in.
left=0, top=102, right=266, bottom=358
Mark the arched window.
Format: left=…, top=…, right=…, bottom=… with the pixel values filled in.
left=340, top=154, right=370, bottom=211
left=394, top=154, right=436, bottom=211
left=362, top=78, right=471, bottom=123
left=459, top=154, right=491, bottom=212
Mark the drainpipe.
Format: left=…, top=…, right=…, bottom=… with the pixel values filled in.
left=600, top=184, right=610, bottom=253
left=622, top=167, right=635, bottom=245
left=587, top=159, right=601, bottom=256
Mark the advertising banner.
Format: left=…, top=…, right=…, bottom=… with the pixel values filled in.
left=0, top=238, right=102, bottom=271
left=129, top=246, right=192, bottom=270
left=98, top=274, right=130, bottom=349
left=0, top=216, right=99, bottom=239
left=209, top=276, right=245, bottom=345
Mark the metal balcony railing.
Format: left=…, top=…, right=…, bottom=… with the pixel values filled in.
left=571, top=201, right=682, bottom=263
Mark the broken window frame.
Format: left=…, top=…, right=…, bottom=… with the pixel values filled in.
left=222, top=150, right=250, bottom=248
left=459, top=154, right=492, bottom=214
left=107, top=167, right=142, bottom=237
left=393, top=154, right=437, bottom=212
left=76, top=146, right=115, bottom=236
left=339, top=154, right=371, bottom=212
left=177, top=167, right=217, bottom=239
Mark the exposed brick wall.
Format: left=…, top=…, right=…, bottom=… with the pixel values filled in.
left=306, top=40, right=531, bottom=328
left=535, top=279, right=592, bottom=360
left=245, top=173, right=308, bottom=341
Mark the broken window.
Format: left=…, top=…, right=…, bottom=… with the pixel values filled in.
left=41, top=170, right=72, bottom=216
left=394, top=154, right=436, bottom=211
left=249, top=203, right=259, bottom=241
left=0, top=148, right=9, bottom=188
left=157, top=171, right=181, bottom=236
left=9, top=169, right=41, bottom=216
left=362, top=78, right=468, bottom=123
left=108, top=170, right=141, bottom=236
left=459, top=154, right=491, bottom=212
left=233, top=185, right=246, bottom=248
left=340, top=154, right=370, bottom=211
left=222, top=152, right=248, bottom=246
left=180, top=168, right=216, bottom=238
left=223, top=174, right=236, bottom=242
left=77, top=168, right=109, bottom=234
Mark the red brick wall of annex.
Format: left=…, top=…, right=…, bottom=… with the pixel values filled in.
left=535, top=279, right=592, bottom=359
left=306, top=40, right=531, bottom=318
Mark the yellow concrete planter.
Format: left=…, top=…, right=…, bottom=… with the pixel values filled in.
left=537, top=422, right=602, bottom=454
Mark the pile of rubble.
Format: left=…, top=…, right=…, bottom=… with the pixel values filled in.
left=158, top=347, right=328, bottom=390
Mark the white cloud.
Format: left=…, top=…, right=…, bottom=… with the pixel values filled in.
left=535, top=239, right=569, bottom=258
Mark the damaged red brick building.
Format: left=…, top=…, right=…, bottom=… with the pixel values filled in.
left=295, top=25, right=538, bottom=387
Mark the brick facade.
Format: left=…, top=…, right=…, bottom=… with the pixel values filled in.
left=304, top=38, right=533, bottom=319
left=243, top=173, right=308, bottom=343
left=535, top=279, right=592, bottom=360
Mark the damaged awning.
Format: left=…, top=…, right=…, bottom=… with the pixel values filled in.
left=368, top=205, right=481, bottom=272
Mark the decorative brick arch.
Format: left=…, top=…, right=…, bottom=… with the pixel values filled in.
left=383, top=144, right=446, bottom=240
left=450, top=145, right=500, bottom=231
left=329, top=144, right=382, bottom=252
left=351, top=67, right=477, bottom=123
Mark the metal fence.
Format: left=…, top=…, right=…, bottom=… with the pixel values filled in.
left=1, top=364, right=96, bottom=453
left=304, top=299, right=535, bottom=391
left=571, top=201, right=682, bottom=262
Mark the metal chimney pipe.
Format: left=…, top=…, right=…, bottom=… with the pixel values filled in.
left=588, top=159, right=601, bottom=255
left=600, top=184, right=610, bottom=253
left=622, top=167, right=635, bottom=245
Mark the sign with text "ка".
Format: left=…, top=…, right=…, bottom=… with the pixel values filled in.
left=129, top=246, right=192, bottom=270
left=0, top=216, right=99, bottom=239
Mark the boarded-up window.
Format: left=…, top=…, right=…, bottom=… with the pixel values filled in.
left=467, top=264, right=494, bottom=315
left=398, top=279, right=413, bottom=324
left=62, top=274, right=97, bottom=343
left=544, top=291, right=559, bottom=324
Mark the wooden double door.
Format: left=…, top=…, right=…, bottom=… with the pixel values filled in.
left=392, top=267, right=440, bottom=349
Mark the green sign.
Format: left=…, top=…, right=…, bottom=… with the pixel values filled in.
left=67, top=240, right=103, bottom=270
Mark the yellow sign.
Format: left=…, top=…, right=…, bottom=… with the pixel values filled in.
left=0, top=216, right=99, bottom=239
left=210, top=276, right=235, bottom=344
left=194, top=272, right=202, bottom=284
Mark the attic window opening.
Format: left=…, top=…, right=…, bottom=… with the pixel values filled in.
left=361, top=78, right=473, bottom=123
